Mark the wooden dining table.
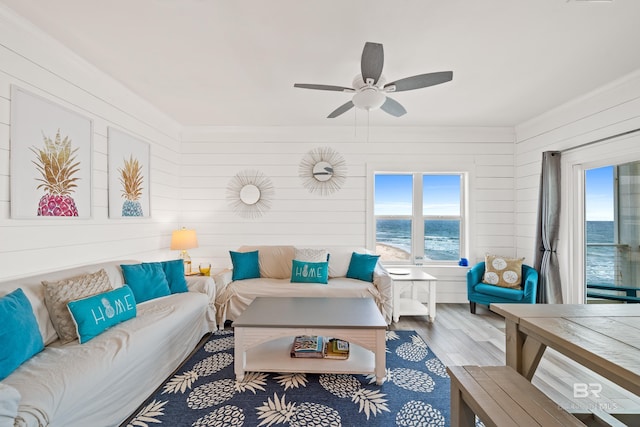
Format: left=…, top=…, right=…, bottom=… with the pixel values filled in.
left=490, top=303, right=640, bottom=398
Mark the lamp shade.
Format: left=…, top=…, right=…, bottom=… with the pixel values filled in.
left=170, top=228, right=198, bottom=250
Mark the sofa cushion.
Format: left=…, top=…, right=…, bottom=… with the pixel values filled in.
left=42, top=269, right=113, bottom=343
left=346, top=252, right=380, bottom=282
left=121, top=263, right=172, bottom=303
left=474, top=283, right=525, bottom=301
left=230, top=250, right=261, bottom=280
left=0, top=383, right=20, bottom=424
left=291, top=260, right=329, bottom=284
left=294, top=248, right=329, bottom=262
left=327, top=246, right=372, bottom=278
left=482, top=254, right=524, bottom=289
left=2, top=291, right=211, bottom=427
left=238, top=245, right=295, bottom=279
left=160, top=259, right=189, bottom=294
left=67, top=286, right=137, bottom=344
left=0, top=288, right=44, bottom=380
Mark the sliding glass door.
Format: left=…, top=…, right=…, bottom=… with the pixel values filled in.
left=584, top=161, right=640, bottom=302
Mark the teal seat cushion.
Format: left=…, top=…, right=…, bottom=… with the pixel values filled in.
left=291, top=260, right=329, bottom=284
left=346, top=252, right=380, bottom=282
left=474, top=283, right=524, bottom=301
left=120, top=263, right=171, bottom=303
left=67, top=285, right=137, bottom=344
left=160, top=259, right=189, bottom=294
left=0, top=288, right=44, bottom=380
left=230, top=250, right=260, bottom=280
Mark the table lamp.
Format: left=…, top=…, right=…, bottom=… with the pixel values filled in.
left=170, top=227, right=198, bottom=273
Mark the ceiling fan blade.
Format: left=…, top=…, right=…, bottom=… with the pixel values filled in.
left=361, top=42, right=384, bottom=85
left=380, top=97, right=407, bottom=117
left=384, top=71, right=453, bottom=92
left=294, top=83, right=354, bottom=92
left=327, top=101, right=355, bottom=118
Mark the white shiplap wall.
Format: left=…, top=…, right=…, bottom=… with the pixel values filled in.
left=0, top=6, right=183, bottom=280
left=181, top=125, right=516, bottom=302
left=515, top=69, right=640, bottom=303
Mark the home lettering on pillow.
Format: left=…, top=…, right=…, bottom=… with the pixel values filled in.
left=294, top=262, right=324, bottom=279
left=90, top=293, right=135, bottom=325
left=290, top=260, right=329, bottom=284
left=67, top=286, right=138, bottom=343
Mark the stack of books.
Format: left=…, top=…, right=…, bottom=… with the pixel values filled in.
left=324, top=338, right=350, bottom=360
left=290, top=336, right=351, bottom=360
left=290, top=335, right=324, bottom=358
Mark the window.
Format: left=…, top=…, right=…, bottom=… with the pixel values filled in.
left=374, top=173, right=464, bottom=264
left=585, top=161, right=640, bottom=297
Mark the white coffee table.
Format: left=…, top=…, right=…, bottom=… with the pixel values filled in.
left=233, top=297, right=387, bottom=384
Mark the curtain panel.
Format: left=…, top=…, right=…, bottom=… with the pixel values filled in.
left=534, top=151, right=563, bottom=303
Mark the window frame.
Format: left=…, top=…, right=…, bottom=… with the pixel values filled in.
left=370, top=170, right=467, bottom=265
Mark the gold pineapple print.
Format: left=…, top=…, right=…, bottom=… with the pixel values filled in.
left=118, top=155, right=144, bottom=216
left=31, top=129, right=80, bottom=216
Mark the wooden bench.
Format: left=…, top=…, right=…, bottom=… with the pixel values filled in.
left=447, top=365, right=587, bottom=427
left=586, top=284, right=640, bottom=303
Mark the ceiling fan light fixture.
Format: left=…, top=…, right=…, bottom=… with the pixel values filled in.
left=352, top=89, right=386, bottom=111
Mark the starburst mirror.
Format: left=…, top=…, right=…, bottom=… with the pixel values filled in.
left=299, top=146, right=347, bottom=196
left=227, top=169, right=274, bottom=219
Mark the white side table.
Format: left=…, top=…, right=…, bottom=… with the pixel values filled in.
left=389, top=269, right=437, bottom=322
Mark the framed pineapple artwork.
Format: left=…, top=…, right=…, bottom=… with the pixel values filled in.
left=10, top=86, right=92, bottom=218
left=107, top=128, right=150, bottom=218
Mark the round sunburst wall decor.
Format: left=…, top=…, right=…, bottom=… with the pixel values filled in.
left=299, top=146, right=347, bottom=196
left=226, top=169, right=274, bottom=219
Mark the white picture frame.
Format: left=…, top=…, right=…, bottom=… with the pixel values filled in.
left=108, top=127, right=151, bottom=218
left=10, top=86, right=93, bottom=219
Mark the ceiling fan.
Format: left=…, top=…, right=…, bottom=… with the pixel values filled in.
left=294, top=42, right=453, bottom=118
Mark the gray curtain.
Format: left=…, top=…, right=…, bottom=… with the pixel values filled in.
left=534, top=151, right=563, bottom=303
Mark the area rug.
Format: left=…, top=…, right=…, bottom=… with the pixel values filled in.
left=125, top=330, right=450, bottom=427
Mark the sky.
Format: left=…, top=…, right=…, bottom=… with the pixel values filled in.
left=374, top=174, right=460, bottom=216
left=375, top=169, right=614, bottom=221
left=585, top=166, right=614, bottom=221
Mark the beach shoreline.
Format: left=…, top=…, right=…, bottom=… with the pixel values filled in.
left=375, top=242, right=411, bottom=261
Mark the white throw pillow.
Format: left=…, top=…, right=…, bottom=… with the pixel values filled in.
left=42, top=269, right=113, bottom=343
left=294, top=248, right=329, bottom=263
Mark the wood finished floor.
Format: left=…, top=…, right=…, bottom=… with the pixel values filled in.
left=393, top=303, right=640, bottom=417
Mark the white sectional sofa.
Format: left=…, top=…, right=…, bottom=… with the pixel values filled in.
left=0, top=260, right=216, bottom=427
left=214, top=245, right=392, bottom=326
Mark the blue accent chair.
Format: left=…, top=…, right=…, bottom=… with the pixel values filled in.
left=467, top=262, right=538, bottom=314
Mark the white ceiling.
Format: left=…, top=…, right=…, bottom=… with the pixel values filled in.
left=3, top=0, right=640, bottom=127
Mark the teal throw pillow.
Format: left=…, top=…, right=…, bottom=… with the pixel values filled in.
left=346, top=252, right=380, bottom=282
left=0, top=288, right=44, bottom=380
left=67, top=286, right=137, bottom=344
left=230, top=250, right=260, bottom=280
left=291, top=260, right=329, bottom=284
left=160, top=259, right=189, bottom=294
left=120, top=263, right=171, bottom=303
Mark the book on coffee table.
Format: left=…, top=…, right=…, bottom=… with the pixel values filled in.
left=291, top=335, right=324, bottom=358
left=324, top=338, right=350, bottom=360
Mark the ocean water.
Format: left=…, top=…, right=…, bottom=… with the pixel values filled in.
left=377, top=219, right=615, bottom=282
left=586, top=220, right=615, bottom=285
left=376, top=219, right=460, bottom=261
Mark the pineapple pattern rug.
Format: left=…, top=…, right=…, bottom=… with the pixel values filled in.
left=124, top=330, right=451, bottom=427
